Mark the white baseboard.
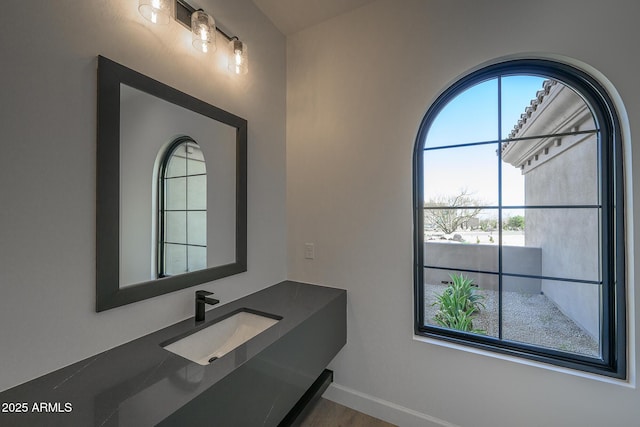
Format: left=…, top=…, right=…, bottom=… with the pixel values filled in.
left=322, top=383, right=460, bottom=427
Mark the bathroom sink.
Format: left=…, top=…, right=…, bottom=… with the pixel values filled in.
left=162, top=309, right=281, bottom=365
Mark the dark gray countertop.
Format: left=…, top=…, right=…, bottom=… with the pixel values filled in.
left=0, top=281, right=346, bottom=426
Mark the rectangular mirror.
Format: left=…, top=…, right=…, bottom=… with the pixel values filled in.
left=96, top=56, right=247, bottom=312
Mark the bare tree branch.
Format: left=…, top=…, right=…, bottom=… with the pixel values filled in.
left=424, top=189, right=483, bottom=234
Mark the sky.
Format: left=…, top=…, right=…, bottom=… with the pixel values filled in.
left=422, top=75, right=547, bottom=217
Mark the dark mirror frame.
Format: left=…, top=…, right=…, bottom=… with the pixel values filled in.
left=96, top=55, right=247, bottom=312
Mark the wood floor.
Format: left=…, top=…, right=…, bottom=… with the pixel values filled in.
left=298, top=398, right=397, bottom=427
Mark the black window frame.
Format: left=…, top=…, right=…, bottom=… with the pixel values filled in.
left=413, top=59, right=626, bottom=379
left=158, top=136, right=207, bottom=278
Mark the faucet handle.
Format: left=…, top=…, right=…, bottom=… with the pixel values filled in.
left=196, top=290, right=214, bottom=298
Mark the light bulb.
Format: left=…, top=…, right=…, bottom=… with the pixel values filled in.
left=191, top=11, right=215, bottom=53
left=229, top=39, right=248, bottom=75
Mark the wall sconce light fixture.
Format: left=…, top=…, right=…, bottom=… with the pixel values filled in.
left=138, top=0, right=248, bottom=74
left=138, top=0, right=172, bottom=25
left=229, top=38, right=248, bottom=75
left=191, top=10, right=215, bottom=53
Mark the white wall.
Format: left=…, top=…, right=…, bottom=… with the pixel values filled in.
left=287, top=1, right=639, bottom=426
left=0, top=0, right=286, bottom=391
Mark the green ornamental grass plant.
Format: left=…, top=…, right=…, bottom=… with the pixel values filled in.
left=432, top=273, right=486, bottom=334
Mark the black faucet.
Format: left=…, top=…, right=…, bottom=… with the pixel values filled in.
left=195, top=290, right=220, bottom=322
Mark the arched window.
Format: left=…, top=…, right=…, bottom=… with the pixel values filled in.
left=158, top=136, right=207, bottom=277
left=413, top=59, right=626, bottom=378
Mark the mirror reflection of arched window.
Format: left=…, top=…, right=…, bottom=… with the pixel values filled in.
left=158, top=137, right=207, bottom=277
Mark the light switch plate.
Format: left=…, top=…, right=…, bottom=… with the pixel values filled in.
left=304, top=243, right=315, bottom=259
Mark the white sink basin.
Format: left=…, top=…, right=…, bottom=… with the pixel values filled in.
left=162, top=310, right=281, bottom=365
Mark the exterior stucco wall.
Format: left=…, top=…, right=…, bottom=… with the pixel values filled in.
left=524, top=130, right=600, bottom=339
left=424, top=242, right=541, bottom=293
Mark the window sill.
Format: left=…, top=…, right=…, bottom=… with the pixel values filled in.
left=413, top=334, right=635, bottom=388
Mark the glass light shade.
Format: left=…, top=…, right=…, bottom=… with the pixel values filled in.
left=191, top=10, right=216, bottom=53
left=138, top=0, right=171, bottom=25
left=229, top=39, right=248, bottom=75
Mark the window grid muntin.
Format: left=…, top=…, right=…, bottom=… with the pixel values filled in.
left=414, top=59, right=625, bottom=378
left=422, top=104, right=603, bottom=339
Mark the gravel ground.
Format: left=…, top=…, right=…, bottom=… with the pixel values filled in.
left=424, top=283, right=599, bottom=357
